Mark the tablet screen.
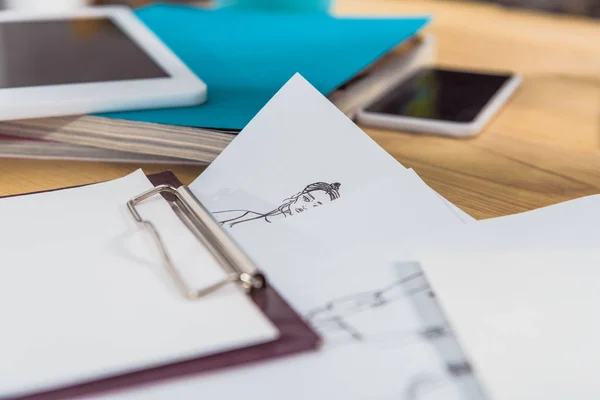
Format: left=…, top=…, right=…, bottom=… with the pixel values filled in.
left=0, top=18, right=169, bottom=89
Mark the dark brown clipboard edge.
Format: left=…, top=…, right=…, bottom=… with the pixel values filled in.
left=13, top=170, right=321, bottom=400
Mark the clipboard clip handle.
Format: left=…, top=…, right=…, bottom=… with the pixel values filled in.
left=128, top=184, right=265, bottom=300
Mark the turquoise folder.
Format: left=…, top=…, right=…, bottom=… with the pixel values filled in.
left=99, top=5, right=429, bottom=130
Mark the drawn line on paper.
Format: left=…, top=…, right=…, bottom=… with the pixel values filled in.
left=305, top=269, right=483, bottom=399
left=404, top=373, right=451, bottom=400
left=305, top=271, right=437, bottom=342
left=403, top=365, right=478, bottom=400
left=212, top=181, right=341, bottom=228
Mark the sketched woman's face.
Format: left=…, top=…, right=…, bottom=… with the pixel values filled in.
left=290, top=190, right=331, bottom=215
left=214, top=181, right=341, bottom=228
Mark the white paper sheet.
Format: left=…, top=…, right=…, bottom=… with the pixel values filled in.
left=477, top=194, right=600, bottom=248
left=190, top=74, right=407, bottom=216
left=218, top=172, right=471, bottom=301
left=409, top=193, right=600, bottom=257
left=405, top=169, right=475, bottom=224
left=103, top=76, right=482, bottom=399
left=101, top=176, right=477, bottom=399
left=0, top=170, right=278, bottom=398
left=419, top=250, right=600, bottom=400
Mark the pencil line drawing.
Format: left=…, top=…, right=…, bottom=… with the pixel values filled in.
left=305, top=271, right=436, bottom=342
left=404, top=373, right=451, bottom=400
left=305, top=268, right=486, bottom=400
left=212, top=181, right=341, bottom=228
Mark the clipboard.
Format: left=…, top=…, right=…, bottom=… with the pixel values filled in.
left=13, top=171, right=320, bottom=400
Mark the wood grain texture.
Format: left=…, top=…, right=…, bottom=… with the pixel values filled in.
left=1, top=0, right=599, bottom=221
left=337, top=0, right=600, bottom=219
left=0, top=160, right=204, bottom=196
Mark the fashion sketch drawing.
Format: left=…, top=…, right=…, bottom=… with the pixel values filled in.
left=213, top=181, right=341, bottom=228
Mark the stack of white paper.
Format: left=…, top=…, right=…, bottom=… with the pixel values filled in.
left=100, top=75, right=484, bottom=399
left=13, top=73, right=594, bottom=399
left=127, top=75, right=600, bottom=400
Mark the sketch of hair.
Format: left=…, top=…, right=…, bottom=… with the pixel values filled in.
left=213, top=181, right=341, bottom=228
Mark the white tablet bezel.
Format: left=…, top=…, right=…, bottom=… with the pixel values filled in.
left=0, top=6, right=207, bottom=121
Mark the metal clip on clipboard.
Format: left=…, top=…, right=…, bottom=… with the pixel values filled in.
left=127, top=184, right=266, bottom=299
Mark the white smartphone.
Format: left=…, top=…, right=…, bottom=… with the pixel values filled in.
left=0, top=6, right=206, bottom=121
left=356, top=67, right=521, bottom=137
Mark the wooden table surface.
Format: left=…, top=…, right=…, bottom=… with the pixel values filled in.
left=1, top=0, right=599, bottom=220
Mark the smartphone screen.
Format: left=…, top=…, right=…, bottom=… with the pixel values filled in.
left=364, top=68, right=513, bottom=123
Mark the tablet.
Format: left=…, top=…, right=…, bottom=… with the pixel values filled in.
left=0, top=7, right=207, bottom=121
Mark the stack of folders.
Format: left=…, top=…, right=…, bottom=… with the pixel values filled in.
left=8, top=74, right=593, bottom=400
left=0, top=5, right=433, bottom=164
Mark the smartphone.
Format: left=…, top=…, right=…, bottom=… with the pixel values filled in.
left=356, top=67, right=521, bottom=137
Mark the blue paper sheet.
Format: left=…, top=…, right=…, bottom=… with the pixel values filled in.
left=99, top=5, right=428, bottom=129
